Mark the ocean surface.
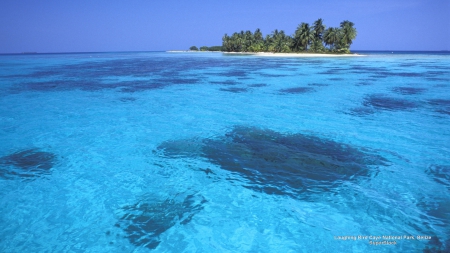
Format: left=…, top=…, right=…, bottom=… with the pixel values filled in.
left=0, top=51, right=449, bottom=252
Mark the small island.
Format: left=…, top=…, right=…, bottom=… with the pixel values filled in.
left=186, top=19, right=358, bottom=56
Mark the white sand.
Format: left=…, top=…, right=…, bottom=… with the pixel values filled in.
left=167, top=51, right=364, bottom=57
left=223, top=52, right=363, bottom=57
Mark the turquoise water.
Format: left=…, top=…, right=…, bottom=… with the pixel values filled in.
left=0, top=51, right=449, bottom=252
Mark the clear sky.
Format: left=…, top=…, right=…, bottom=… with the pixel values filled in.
left=1, top=0, right=449, bottom=53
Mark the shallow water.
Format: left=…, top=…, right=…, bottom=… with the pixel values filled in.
left=0, top=51, right=449, bottom=252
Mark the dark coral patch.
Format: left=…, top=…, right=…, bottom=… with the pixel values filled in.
left=218, top=70, right=248, bottom=77
left=22, top=79, right=170, bottom=92
left=423, top=236, right=450, bottom=253
left=210, top=80, right=239, bottom=86
left=7, top=57, right=209, bottom=93
left=152, top=78, right=200, bottom=85
left=427, top=99, right=450, bottom=115
left=392, top=87, right=427, bottom=95
left=426, top=165, right=450, bottom=188
left=317, top=68, right=347, bottom=75
left=248, top=83, right=267, bottom=87
left=156, top=139, right=202, bottom=158
left=398, top=63, right=417, bottom=67
left=357, top=81, right=373, bottom=86
left=427, top=99, right=450, bottom=107
left=363, top=94, right=417, bottom=111
left=350, top=65, right=388, bottom=72
left=120, top=82, right=168, bottom=93
left=391, top=72, right=422, bottom=77
left=368, top=71, right=424, bottom=79
left=22, top=80, right=105, bottom=91
left=418, top=198, right=450, bottom=253
left=425, top=70, right=449, bottom=76
left=279, top=87, right=315, bottom=94
left=259, top=73, right=288, bottom=77
left=220, top=87, right=248, bottom=93
left=426, top=77, right=450, bottom=82
left=0, top=148, right=56, bottom=179
left=115, top=194, right=206, bottom=249
left=308, top=83, right=329, bottom=87
left=157, top=126, right=386, bottom=199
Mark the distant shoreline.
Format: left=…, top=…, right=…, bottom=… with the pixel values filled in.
left=167, top=50, right=221, bottom=53
left=167, top=51, right=363, bottom=57
left=224, top=52, right=363, bottom=57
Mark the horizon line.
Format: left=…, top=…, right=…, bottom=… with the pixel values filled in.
left=1, top=49, right=449, bottom=55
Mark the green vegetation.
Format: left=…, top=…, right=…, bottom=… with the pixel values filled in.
left=189, top=46, right=223, bottom=51
left=207, top=46, right=222, bottom=51
left=221, top=19, right=357, bottom=53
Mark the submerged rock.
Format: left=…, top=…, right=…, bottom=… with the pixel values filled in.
left=427, top=99, right=450, bottom=115
left=158, top=126, right=387, bottom=199
left=247, top=83, right=267, bottom=88
left=115, top=194, right=206, bottom=249
left=0, top=148, right=56, bottom=179
left=392, top=87, right=427, bottom=95
left=419, top=197, right=450, bottom=253
left=308, top=83, right=329, bottom=87
left=363, top=94, right=417, bottom=111
left=278, top=87, right=315, bottom=94
left=219, top=87, right=248, bottom=93
left=426, top=165, right=450, bottom=189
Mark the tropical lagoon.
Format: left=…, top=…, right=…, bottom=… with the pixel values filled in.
left=0, top=50, right=449, bottom=252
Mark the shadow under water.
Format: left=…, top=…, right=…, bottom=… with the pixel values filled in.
left=157, top=126, right=387, bottom=199
left=278, top=87, right=316, bottom=94
left=219, top=87, right=248, bottom=93
left=363, top=94, right=418, bottom=111
left=427, top=99, right=450, bottom=115
left=0, top=148, right=56, bottom=179
left=115, top=194, right=207, bottom=250
left=426, top=165, right=450, bottom=189
left=392, top=87, right=427, bottom=95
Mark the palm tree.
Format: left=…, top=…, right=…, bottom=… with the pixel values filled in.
left=222, top=34, right=231, bottom=52
left=297, top=23, right=313, bottom=51
left=339, top=20, right=357, bottom=49
left=251, top=28, right=264, bottom=52
left=265, top=29, right=279, bottom=52
left=312, top=18, right=325, bottom=41
left=254, top=28, right=263, bottom=42
left=310, top=18, right=326, bottom=52
left=264, top=34, right=272, bottom=52
left=244, top=30, right=253, bottom=52
left=271, top=30, right=291, bottom=53
left=323, top=27, right=340, bottom=51
left=291, top=24, right=303, bottom=52
left=221, top=19, right=356, bottom=53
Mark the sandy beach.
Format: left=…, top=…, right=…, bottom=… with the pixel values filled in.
left=167, top=51, right=363, bottom=57
left=223, top=52, right=363, bottom=57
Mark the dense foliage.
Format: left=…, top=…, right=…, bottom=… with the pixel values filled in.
left=189, top=46, right=222, bottom=51
left=221, top=19, right=357, bottom=53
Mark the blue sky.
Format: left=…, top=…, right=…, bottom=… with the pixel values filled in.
left=1, top=0, right=449, bottom=53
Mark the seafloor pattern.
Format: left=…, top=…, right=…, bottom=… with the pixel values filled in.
left=0, top=51, right=449, bottom=252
